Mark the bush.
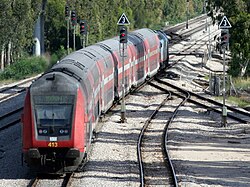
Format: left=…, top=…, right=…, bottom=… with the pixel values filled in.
left=48, top=46, right=69, bottom=69
left=0, top=46, right=70, bottom=81
left=0, top=56, right=48, bottom=80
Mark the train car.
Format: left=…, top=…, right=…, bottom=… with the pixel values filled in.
left=21, top=28, right=169, bottom=173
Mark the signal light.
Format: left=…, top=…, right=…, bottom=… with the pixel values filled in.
left=71, top=10, right=77, bottom=26
left=220, top=29, right=229, bottom=48
left=65, top=5, right=69, bottom=18
left=80, top=21, right=87, bottom=35
left=119, top=26, right=127, bottom=43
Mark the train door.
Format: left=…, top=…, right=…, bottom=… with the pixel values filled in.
left=113, top=52, right=119, bottom=99
left=129, top=45, right=136, bottom=86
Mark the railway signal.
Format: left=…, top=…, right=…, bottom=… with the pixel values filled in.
left=65, top=5, right=69, bottom=18
left=219, top=16, right=232, bottom=127
left=80, top=21, right=87, bottom=35
left=117, top=13, right=130, bottom=123
left=119, top=26, right=127, bottom=43
left=71, top=10, right=77, bottom=26
left=70, top=10, right=77, bottom=51
left=80, top=21, right=85, bottom=35
left=220, top=29, right=229, bottom=49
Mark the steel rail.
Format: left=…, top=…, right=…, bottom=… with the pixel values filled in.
left=154, top=79, right=249, bottom=124
left=137, top=89, right=174, bottom=186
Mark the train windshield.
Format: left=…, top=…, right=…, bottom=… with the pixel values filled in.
left=35, top=105, right=73, bottom=127
left=33, top=95, right=75, bottom=127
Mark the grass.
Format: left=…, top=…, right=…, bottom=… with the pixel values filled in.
left=227, top=96, right=250, bottom=108
left=233, top=77, right=250, bottom=90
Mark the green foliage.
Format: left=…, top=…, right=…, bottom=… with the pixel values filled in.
left=0, top=56, right=47, bottom=80
left=44, top=0, right=206, bottom=49
left=48, top=46, right=69, bottom=69
left=0, top=0, right=41, bottom=54
left=227, top=96, right=250, bottom=108
left=233, top=77, right=250, bottom=90
left=209, top=0, right=250, bottom=77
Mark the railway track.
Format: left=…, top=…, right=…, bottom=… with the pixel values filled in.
left=0, top=107, right=23, bottom=131
left=137, top=83, right=190, bottom=186
left=0, top=76, right=39, bottom=102
left=29, top=173, right=74, bottom=187
left=151, top=78, right=250, bottom=124
left=166, top=15, right=212, bottom=46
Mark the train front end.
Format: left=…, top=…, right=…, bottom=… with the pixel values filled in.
left=22, top=72, right=86, bottom=173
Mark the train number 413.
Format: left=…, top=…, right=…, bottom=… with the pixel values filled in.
left=48, top=142, right=58, bottom=147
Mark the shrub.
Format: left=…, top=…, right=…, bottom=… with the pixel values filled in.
left=0, top=56, right=48, bottom=80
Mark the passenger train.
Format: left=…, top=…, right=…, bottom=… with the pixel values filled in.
left=21, top=28, right=169, bottom=173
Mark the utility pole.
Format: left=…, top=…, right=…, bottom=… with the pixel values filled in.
left=208, top=19, right=211, bottom=60
left=186, top=0, right=189, bottom=29
left=204, top=0, right=211, bottom=60
left=34, top=0, right=47, bottom=56
left=204, top=0, right=207, bottom=31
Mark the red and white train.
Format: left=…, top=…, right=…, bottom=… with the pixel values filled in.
left=21, top=28, right=169, bottom=173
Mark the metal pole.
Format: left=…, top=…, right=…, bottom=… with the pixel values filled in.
left=121, top=43, right=126, bottom=123
left=82, top=35, right=85, bottom=48
left=222, top=48, right=227, bottom=127
left=73, top=25, right=76, bottom=51
left=204, top=0, right=207, bottom=31
left=186, top=0, right=189, bottom=29
left=208, top=20, right=211, bottom=60
left=86, top=32, right=88, bottom=47
left=67, top=17, right=70, bottom=54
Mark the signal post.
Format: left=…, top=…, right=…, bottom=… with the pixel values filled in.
left=219, top=16, right=232, bottom=127
left=117, top=13, right=130, bottom=123
left=71, top=10, right=77, bottom=51
left=65, top=5, right=70, bottom=54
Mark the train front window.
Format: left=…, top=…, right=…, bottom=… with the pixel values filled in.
left=33, top=95, right=75, bottom=137
left=35, top=105, right=73, bottom=127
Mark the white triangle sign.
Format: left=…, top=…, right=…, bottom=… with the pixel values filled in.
left=117, top=13, right=130, bottom=25
left=219, top=16, right=232, bottom=29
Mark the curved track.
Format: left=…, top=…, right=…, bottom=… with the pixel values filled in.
left=137, top=83, right=190, bottom=186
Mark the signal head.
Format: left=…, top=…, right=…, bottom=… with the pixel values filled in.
left=65, top=5, right=69, bottom=18
left=71, top=10, right=77, bottom=26
left=119, top=26, right=127, bottom=43
left=220, top=29, right=229, bottom=49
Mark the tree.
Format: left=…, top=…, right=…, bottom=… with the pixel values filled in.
left=208, top=0, right=250, bottom=77
left=0, top=0, right=41, bottom=70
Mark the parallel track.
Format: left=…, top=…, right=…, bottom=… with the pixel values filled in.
left=137, top=85, right=189, bottom=186
left=0, top=77, right=38, bottom=102
left=153, top=78, right=250, bottom=124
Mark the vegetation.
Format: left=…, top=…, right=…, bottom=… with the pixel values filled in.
left=233, top=77, right=250, bottom=90
left=0, top=0, right=204, bottom=81
left=208, top=0, right=250, bottom=77
left=0, top=0, right=249, bottom=81
left=227, top=96, right=250, bottom=108
left=0, top=56, right=47, bottom=80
